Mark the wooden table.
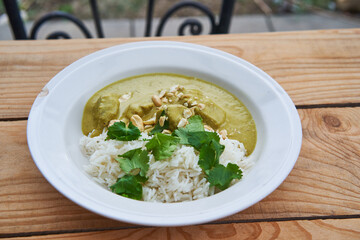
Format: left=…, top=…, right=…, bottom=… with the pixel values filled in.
left=1, top=29, right=360, bottom=239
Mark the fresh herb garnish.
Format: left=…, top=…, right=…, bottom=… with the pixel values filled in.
left=109, top=115, right=243, bottom=198
left=174, top=115, right=242, bottom=190
left=174, top=115, right=204, bottom=145
left=150, top=110, right=169, bottom=135
left=181, top=115, right=204, bottom=132
left=174, top=115, right=221, bottom=151
left=187, top=131, right=220, bottom=151
left=110, top=174, right=147, bottom=200
left=198, top=139, right=225, bottom=171
left=146, top=133, right=179, bottom=161
left=111, top=148, right=149, bottom=200
left=206, top=163, right=243, bottom=190
left=106, top=121, right=141, bottom=141
left=116, top=148, right=149, bottom=177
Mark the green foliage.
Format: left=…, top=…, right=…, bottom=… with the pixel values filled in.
left=273, top=0, right=335, bottom=12
left=108, top=114, right=243, bottom=198
left=110, top=175, right=146, bottom=200
left=0, top=1, right=4, bottom=15
left=206, top=163, right=243, bottom=190
left=174, top=115, right=241, bottom=190
left=116, top=148, right=149, bottom=177
left=146, top=133, right=179, bottom=161
left=150, top=110, right=169, bottom=135
left=198, top=139, right=224, bottom=171
left=58, top=3, right=73, bottom=14
left=174, top=115, right=220, bottom=151
left=106, top=121, right=141, bottom=141
left=174, top=115, right=205, bottom=145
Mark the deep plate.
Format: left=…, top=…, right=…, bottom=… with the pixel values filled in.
left=27, top=41, right=302, bottom=226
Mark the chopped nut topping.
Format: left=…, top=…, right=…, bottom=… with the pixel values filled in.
left=204, top=125, right=214, bottom=132
left=143, top=117, right=156, bottom=125
left=219, top=129, right=228, bottom=140
left=130, top=115, right=144, bottom=131
left=198, top=103, right=205, bottom=110
left=177, top=118, right=188, bottom=128
left=159, top=90, right=167, bottom=98
left=190, top=101, right=198, bottom=106
left=159, top=116, right=166, bottom=127
left=183, top=108, right=193, bottom=119
left=162, top=129, right=172, bottom=134
left=152, top=95, right=162, bottom=107
left=169, top=85, right=180, bottom=93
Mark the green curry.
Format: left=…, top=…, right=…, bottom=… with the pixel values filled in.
left=82, top=73, right=257, bottom=155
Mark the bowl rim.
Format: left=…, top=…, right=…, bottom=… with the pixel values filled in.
left=27, top=41, right=302, bottom=226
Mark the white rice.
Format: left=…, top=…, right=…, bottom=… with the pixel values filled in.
left=80, top=131, right=254, bottom=203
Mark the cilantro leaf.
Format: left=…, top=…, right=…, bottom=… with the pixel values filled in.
left=150, top=110, right=169, bottom=135
left=206, top=163, right=243, bottom=190
left=172, top=128, right=190, bottom=145
left=198, top=139, right=225, bottom=171
left=110, top=175, right=145, bottom=200
left=174, top=115, right=205, bottom=144
left=210, top=139, right=225, bottom=161
left=146, top=133, right=179, bottom=161
left=199, top=144, right=216, bottom=171
left=184, top=115, right=204, bottom=132
left=187, top=131, right=219, bottom=151
left=106, top=121, right=141, bottom=141
left=116, top=148, right=149, bottom=177
left=174, top=115, right=217, bottom=148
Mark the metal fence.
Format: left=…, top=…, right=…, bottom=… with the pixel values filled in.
left=3, top=0, right=236, bottom=40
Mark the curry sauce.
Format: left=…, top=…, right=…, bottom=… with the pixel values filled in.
left=82, top=73, right=257, bottom=155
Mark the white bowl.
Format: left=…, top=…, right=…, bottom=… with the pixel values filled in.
left=27, top=41, right=302, bottom=226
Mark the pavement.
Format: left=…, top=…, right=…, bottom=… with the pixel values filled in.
left=1, top=13, right=360, bottom=40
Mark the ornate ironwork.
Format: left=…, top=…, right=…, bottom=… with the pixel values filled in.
left=2, top=0, right=103, bottom=40
left=89, top=0, right=104, bottom=38
left=155, top=1, right=216, bottom=36
left=144, top=0, right=235, bottom=37
left=217, top=0, right=235, bottom=33
left=178, top=18, right=203, bottom=36
left=3, top=0, right=235, bottom=40
left=29, top=11, right=93, bottom=39
left=3, top=0, right=27, bottom=39
left=46, top=31, right=71, bottom=39
left=145, top=0, right=155, bottom=37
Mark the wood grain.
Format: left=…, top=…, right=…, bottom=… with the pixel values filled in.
left=1, top=29, right=360, bottom=119
left=4, top=219, right=360, bottom=240
left=1, top=107, right=359, bottom=235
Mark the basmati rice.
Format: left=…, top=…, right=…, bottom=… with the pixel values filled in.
left=80, top=131, right=254, bottom=202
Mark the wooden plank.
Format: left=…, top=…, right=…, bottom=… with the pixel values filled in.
left=1, top=29, right=360, bottom=119
left=1, top=107, right=359, bottom=234
left=5, top=218, right=360, bottom=240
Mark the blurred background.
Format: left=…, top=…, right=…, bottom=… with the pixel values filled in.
left=0, top=0, right=359, bottom=40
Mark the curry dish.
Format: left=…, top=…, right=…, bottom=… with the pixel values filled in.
left=82, top=73, right=256, bottom=155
